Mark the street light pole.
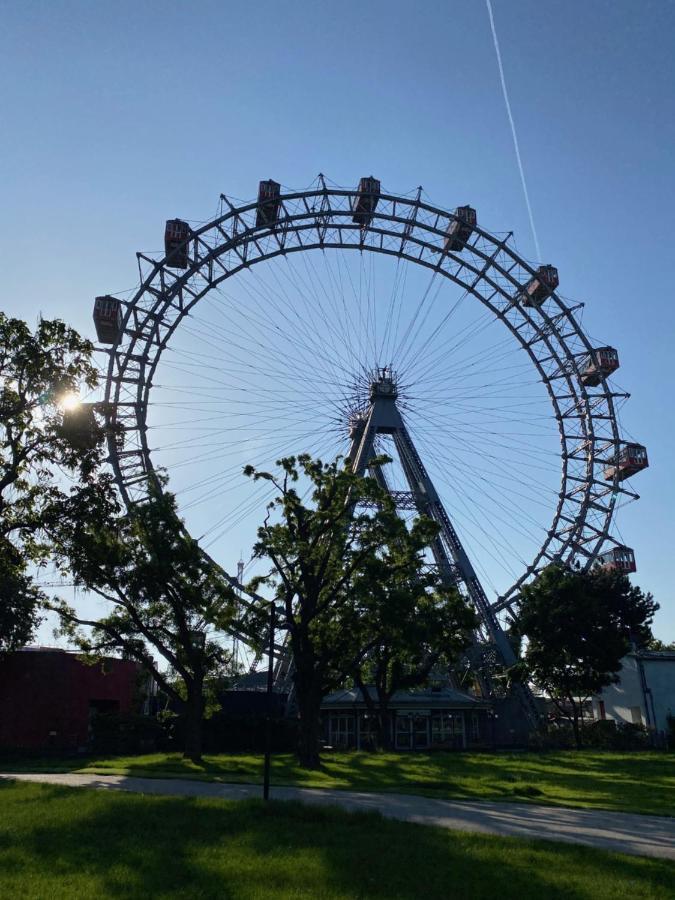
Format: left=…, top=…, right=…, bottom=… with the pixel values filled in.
left=263, top=602, right=276, bottom=801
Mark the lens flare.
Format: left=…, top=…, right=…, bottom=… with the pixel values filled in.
left=59, top=392, right=81, bottom=411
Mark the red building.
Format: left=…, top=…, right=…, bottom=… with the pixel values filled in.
left=0, top=647, right=143, bottom=752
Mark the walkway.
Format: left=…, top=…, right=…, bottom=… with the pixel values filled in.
left=2, top=772, right=674, bottom=860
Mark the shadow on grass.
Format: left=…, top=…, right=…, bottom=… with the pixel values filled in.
left=2, top=749, right=674, bottom=815
left=0, top=780, right=673, bottom=900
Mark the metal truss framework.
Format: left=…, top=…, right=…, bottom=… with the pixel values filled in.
left=101, top=178, right=637, bottom=622
left=349, top=372, right=540, bottom=723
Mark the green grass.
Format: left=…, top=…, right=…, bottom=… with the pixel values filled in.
left=1, top=780, right=673, bottom=899
left=3, top=749, right=674, bottom=816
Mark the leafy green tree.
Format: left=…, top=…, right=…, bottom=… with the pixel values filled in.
left=49, top=486, right=237, bottom=762
left=243, top=453, right=467, bottom=768
left=515, top=564, right=659, bottom=747
left=0, top=313, right=101, bottom=651
left=646, top=637, right=675, bottom=651
left=0, top=540, right=44, bottom=652
left=345, top=522, right=476, bottom=749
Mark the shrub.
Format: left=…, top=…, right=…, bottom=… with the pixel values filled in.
left=582, top=719, right=651, bottom=750
left=90, top=713, right=169, bottom=755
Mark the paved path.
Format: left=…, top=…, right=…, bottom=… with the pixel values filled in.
left=2, top=772, right=674, bottom=861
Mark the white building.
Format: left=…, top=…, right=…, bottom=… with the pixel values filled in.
left=592, top=650, right=675, bottom=739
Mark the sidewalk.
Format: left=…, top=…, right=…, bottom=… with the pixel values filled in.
left=2, top=772, right=674, bottom=860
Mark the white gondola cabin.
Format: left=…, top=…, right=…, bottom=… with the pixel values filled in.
left=603, top=443, right=649, bottom=482
left=164, top=219, right=191, bottom=269
left=59, top=403, right=103, bottom=451
left=93, top=295, right=122, bottom=344
left=352, top=176, right=380, bottom=227
left=256, top=179, right=281, bottom=228
left=445, top=206, right=477, bottom=252
left=579, top=346, right=620, bottom=386
left=598, top=545, right=636, bottom=574
left=517, top=265, right=559, bottom=308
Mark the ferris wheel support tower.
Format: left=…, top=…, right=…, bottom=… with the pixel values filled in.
left=349, top=367, right=539, bottom=724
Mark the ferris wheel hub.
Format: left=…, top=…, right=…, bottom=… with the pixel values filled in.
left=369, top=366, right=398, bottom=400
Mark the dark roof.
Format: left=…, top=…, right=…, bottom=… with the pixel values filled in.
left=321, top=685, right=491, bottom=709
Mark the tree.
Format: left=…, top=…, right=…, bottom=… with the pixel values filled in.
left=646, top=637, right=675, bottom=651
left=0, top=313, right=102, bottom=651
left=345, top=521, right=476, bottom=749
left=515, top=563, right=659, bottom=747
left=243, top=453, right=467, bottom=768
left=0, top=539, right=44, bottom=653
left=49, top=485, right=237, bottom=762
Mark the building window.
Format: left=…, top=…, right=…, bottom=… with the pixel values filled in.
left=470, top=713, right=480, bottom=741
left=329, top=714, right=355, bottom=749
left=358, top=713, right=379, bottom=750
left=430, top=712, right=464, bottom=749
left=395, top=714, right=412, bottom=749
left=598, top=700, right=606, bottom=720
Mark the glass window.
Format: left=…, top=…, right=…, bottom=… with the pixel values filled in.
left=395, top=714, right=412, bottom=749
left=359, top=713, right=379, bottom=750
left=330, top=714, right=355, bottom=749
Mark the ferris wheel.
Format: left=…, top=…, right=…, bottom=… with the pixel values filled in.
left=90, top=175, right=648, bottom=671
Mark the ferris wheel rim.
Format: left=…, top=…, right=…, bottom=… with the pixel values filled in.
left=100, top=180, right=633, bottom=614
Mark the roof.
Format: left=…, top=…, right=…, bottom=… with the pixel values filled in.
left=321, top=684, right=491, bottom=709
left=635, top=650, right=675, bottom=661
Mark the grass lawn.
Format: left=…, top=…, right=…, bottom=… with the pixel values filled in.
left=1, top=780, right=673, bottom=899
left=2, top=749, right=674, bottom=817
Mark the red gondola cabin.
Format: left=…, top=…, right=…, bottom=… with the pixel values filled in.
left=445, top=206, right=477, bottom=252
left=164, top=219, right=191, bottom=269
left=352, top=176, right=380, bottom=227
left=93, top=295, right=122, bottom=344
left=579, top=347, right=620, bottom=386
left=256, top=180, right=281, bottom=228
left=603, top=443, right=649, bottom=482
left=517, top=265, right=559, bottom=308
left=598, top=545, right=636, bottom=574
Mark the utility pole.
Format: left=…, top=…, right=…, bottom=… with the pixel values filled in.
left=263, top=602, right=276, bottom=801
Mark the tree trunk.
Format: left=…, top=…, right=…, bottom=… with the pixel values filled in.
left=376, top=703, right=392, bottom=750
left=571, top=701, right=582, bottom=749
left=183, top=685, right=204, bottom=763
left=295, top=679, right=322, bottom=769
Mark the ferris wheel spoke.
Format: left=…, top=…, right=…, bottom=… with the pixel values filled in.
left=100, top=180, right=633, bottom=616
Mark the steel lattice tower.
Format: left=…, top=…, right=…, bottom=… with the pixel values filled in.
left=348, top=368, right=539, bottom=725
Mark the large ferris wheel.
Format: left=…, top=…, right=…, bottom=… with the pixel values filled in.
left=90, top=175, right=648, bottom=685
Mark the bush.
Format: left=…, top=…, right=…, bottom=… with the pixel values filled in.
left=581, top=719, right=651, bottom=750
left=527, top=718, right=653, bottom=751
left=666, top=714, right=675, bottom=750
left=90, top=713, right=169, bottom=755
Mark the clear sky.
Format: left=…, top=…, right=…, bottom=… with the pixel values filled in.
left=2, top=0, right=674, bottom=641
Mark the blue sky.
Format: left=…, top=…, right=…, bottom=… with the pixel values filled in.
left=2, top=0, right=674, bottom=640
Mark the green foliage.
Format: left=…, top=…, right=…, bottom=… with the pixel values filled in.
left=515, top=564, right=659, bottom=745
left=582, top=719, right=651, bottom=751
left=49, top=484, right=237, bottom=760
left=243, top=453, right=466, bottom=766
left=345, top=519, right=476, bottom=745
left=89, top=712, right=168, bottom=756
left=0, top=313, right=102, bottom=650
left=0, top=539, right=44, bottom=653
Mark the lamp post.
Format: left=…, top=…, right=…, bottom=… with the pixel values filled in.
left=263, top=602, right=277, bottom=801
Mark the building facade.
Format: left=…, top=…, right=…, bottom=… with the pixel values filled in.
left=321, top=685, right=493, bottom=751
left=0, top=647, right=143, bottom=752
left=591, top=650, right=675, bottom=739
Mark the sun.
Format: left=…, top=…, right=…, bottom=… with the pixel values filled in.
left=58, top=392, right=81, bottom=411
